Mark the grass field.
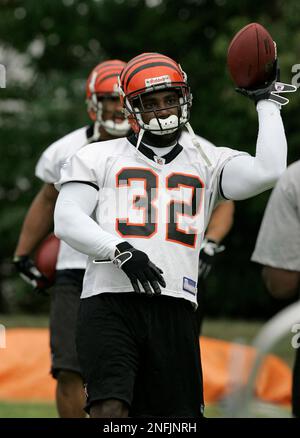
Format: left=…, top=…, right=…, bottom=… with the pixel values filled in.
left=0, top=314, right=294, bottom=418
left=0, top=401, right=57, bottom=418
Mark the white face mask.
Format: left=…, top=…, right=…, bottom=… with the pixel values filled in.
left=101, top=118, right=130, bottom=137
left=129, top=96, right=189, bottom=136
left=91, top=97, right=130, bottom=138
left=147, top=115, right=179, bottom=136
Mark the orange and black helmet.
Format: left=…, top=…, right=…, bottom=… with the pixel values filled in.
left=118, top=53, right=192, bottom=134
left=86, top=59, right=126, bottom=121
left=86, top=59, right=130, bottom=137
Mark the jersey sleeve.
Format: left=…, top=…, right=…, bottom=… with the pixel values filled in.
left=217, top=101, right=287, bottom=201
left=35, top=145, right=62, bottom=183
left=35, top=127, right=88, bottom=184
left=215, top=149, right=250, bottom=200
left=205, top=145, right=249, bottom=202
left=55, top=142, right=104, bottom=191
left=251, top=170, right=300, bottom=271
left=190, top=135, right=248, bottom=229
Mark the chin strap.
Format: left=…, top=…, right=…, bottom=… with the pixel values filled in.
left=136, top=128, right=145, bottom=151
left=135, top=123, right=213, bottom=168
left=92, top=121, right=101, bottom=142
left=186, top=122, right=212, bottom=167
left=133, top=128, right=168, bottom=170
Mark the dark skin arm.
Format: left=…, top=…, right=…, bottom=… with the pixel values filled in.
left=205, top=201, right=235, bottom=243
left=262, top=266, right=300, bottom=300
left=14, top=183, right=58, bottom=256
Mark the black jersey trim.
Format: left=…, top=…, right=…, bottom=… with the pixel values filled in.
left=63, top=180, right=99, bottom=191
left=127, top=133, right=183, bottom=164
left=218, top=166, right=229, bottom=200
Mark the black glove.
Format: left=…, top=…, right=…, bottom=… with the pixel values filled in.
left=236, top=60, right=297, bottom=105
left=198, top=238, right=225, bottom=280
left=113, top=242, right=166, bottom=296
left=236, top=81, right=297, bottom=105
left=13, top=255, right=51, bottom=294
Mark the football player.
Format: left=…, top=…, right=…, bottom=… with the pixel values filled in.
left=54, top=52, right=292, bottom=417
left=251, top=161, right=300, bottom=418
left=13, top=60, right=130, bottom=418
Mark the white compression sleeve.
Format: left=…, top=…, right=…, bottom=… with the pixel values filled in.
left=221, top=100, right=287, bottom=200
left=54, top=182, right=124, bottom=260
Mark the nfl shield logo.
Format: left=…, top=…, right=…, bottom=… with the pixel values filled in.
left=154, top=156, right=165, bottom=165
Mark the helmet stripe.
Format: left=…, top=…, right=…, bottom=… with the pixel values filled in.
left=97, top=60, right=125, bottom=66
left=121, top=54, right=177, bottom=84
left=96, top=73, right=119, bottom=85
left=97, top=68, right=123, bottom=77
left=125, top=61, right=182, bottom=90
left=93, top=61, right=125, bottom=74
left=123, top=53, right=163, bottom=69
left=126, top=52, right=161, bottom=61
left=87, top=60, right=126, bottom=98
left=125, top=54, right=167, bottom=69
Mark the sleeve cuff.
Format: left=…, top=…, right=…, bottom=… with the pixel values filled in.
left=256, top=100, right=281, bottom=112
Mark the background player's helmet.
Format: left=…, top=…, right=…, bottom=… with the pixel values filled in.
left=119, top=53, right=192, bottom=135
left=86, top=60, right=130, bottom=137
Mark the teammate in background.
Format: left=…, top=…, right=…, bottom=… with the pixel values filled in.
left=197, top=200, right=235, bottom=334
left=251, top=161, right=300, bottom=418
left=54, top=52, right=290, bottom=418
left=13, top=60, right=130, bottom=418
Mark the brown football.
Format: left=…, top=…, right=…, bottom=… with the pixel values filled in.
left=35, top=233, right=60, bottom=283
left=227, top=23, right=276, bottom=88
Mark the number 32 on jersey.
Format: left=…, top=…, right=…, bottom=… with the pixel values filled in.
left=116, top=167, right=204, bottom=248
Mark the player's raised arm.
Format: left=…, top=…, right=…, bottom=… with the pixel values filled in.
left=220, top=23, right=296, bottom=201
left=220, top=99, right=287, bottom=200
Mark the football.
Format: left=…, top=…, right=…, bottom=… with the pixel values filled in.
left=35, top=233, right=60, bottom=283
left=227, top=23, right=276, bottom=88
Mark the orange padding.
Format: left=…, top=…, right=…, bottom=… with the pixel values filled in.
left=0, top=329, right=291, bottom=405
left=201, top=337, right=291, bottom=406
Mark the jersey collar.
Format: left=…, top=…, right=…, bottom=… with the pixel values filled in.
left=127, top=133, right=183, bottom=164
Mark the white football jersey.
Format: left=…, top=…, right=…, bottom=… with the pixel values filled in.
left=36, top=126, right=92, bottom=270
left=58, top=131, right=247, bottom=304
